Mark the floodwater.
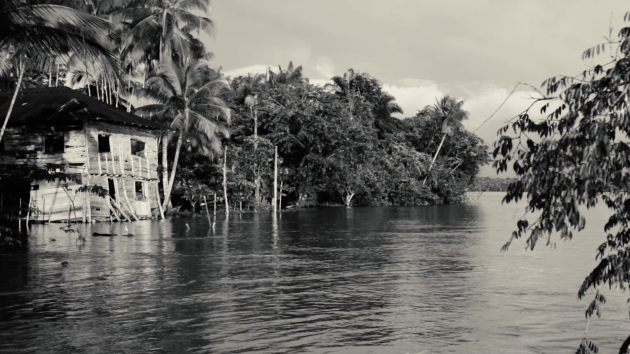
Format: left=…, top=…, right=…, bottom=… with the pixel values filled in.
left=1, top=192, right=629, bottom=354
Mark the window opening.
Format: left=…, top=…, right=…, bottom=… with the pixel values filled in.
left=44, top=132, right=64, bottom=154
left=98, top=134, right=111, bottom=153
left=130, top=139, right=145, bottom=157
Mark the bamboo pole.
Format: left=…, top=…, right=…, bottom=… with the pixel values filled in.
left=203, top=196, right=212, bottom=227
left=109, top=195, right=128, bottom=221
left=106, top=196, right=121, bottom=222
left=223, top=146, right=229, bottom=216
left=120, top=179, right=139, bottom=221
left=273, top=146, right=278, bottom=213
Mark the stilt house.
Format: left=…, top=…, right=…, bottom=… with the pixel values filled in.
left=0, top=87, right=167, bottom=222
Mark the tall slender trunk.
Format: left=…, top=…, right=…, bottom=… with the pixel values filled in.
left=162, top=128, right=183, bottom=210
left=422, top=134, right=447, bottom=186
left=55, top=64, right=60, bottom=87
left=273, top=146, right=278, bottom=213
left=279, top=180, right=283, bottom=210
left=254, top=172, right=260, bottom=211
left=159, top=9, right=168, bottom=63
left=223, top=146, right=229, bottom=216
left=0, top=60, right=25, bottom=144
left=161, top=133, right=169, bottom=204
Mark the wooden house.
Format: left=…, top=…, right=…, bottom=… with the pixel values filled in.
left=0, top=87, right=167, bottom=222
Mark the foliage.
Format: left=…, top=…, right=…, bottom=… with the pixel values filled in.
left=493, top=11, right=630, bottom=352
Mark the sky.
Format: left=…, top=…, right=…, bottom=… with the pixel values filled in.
left=204, top=0, right=630, bottom=176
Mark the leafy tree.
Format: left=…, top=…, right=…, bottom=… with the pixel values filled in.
left=492, top=11, right=630, bottom=353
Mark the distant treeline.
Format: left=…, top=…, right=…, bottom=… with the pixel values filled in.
left=469, top=177, right=517, bottom=192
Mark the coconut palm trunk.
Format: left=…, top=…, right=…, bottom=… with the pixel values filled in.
left=422, top=133, right=447, bottom=186
left=162, top=127, right=184, bottom=210
left=0, top=60, right=25, bottom=144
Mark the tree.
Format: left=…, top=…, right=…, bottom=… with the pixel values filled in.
left=268, top=61, right=306, bottom=86
left=106, top=0, right=214, bottom=66
left=421, top=96, right=469, bottom=185
left=136, top=60, right=231, bottom=210
left=0, top=0, right=119, bottom=143
left=492, top=11, right=630, bottom=353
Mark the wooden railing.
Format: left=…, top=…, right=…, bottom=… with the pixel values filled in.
left=95, top=151, right=151, bottom=178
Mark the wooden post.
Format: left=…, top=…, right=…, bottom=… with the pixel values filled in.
left=18, top=198, right=21, bottom=232
left=130, top=143, right=135, bottom=174
left=111, top=179, right=124, bottom=219
left=155, top=181, right=165, bottom=219
left=120, top=179, right=139, bottom=221
left=104, top=153, right=109, bottom=174
left=25, top=192, right=31, bottom=229
left=203, top=196, right=212, bottom=227
left=81, top=192, right=86, bottom=223
left=109, top=195, right=128, bottom=221
left=83, top=129, right=92, bottom=222
left=213, top=193, right=216, bottom=216
left=273, top=146, right=277, bottom=213
left=105, top=197, right=120, bottom=222
left=279, top=180, right=283, bottom=211
left=146, top=181, right=151, bottom=216
left=223, top=146, right=229, bottom=216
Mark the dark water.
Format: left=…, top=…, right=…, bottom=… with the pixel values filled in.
left=1, top=192, right=629, bottom=354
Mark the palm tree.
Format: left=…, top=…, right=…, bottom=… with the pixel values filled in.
left=236, top=73, right=266, bottom=143
left=136, top=60, right=231, bottom=210
left=268, top=61, right=306, bottom=86
left=325, top=68, right=357, bottom=118
left=421, top=96, right=469, bottom=186
left=106, top=0, right=214, bottom=66
left=373, top=93, right=403, bottom=136
left=0, top=0, right=119, bottom=143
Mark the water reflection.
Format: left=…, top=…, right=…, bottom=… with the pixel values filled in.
left=1, top=195, right=627, bottom=353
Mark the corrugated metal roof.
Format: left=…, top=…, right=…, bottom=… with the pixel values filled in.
left=0, top=87, right=168, bottom=130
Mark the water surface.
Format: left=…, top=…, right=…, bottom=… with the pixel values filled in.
left=1, top=192, right=628, bottom=353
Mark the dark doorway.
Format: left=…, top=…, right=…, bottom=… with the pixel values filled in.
left=98, top=135, right=111, bottom=153
left=108, top=179, right=116, bottom=200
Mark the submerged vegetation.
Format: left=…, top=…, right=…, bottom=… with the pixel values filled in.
left=0, top=0, right=489, bottom=212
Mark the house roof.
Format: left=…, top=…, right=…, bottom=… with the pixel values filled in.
left=0, top=87, right=168, bottom=131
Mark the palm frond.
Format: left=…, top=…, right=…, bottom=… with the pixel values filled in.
left=155, top=63, right=183, bottom=96
left=174, top=0, right=211, bottom=15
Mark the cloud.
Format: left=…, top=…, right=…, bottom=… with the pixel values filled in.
left=223, top=65, right=271, bottom=79
left=314, top=56, right=335, bottom=79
